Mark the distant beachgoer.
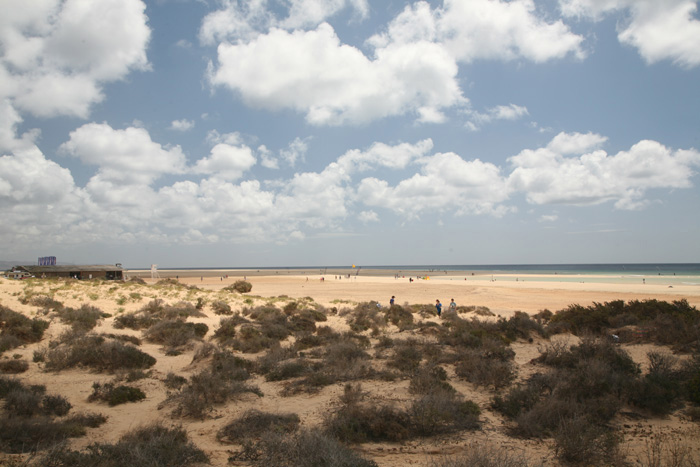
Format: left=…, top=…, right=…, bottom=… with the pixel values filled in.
left=390, top=295, right=395, bottom=306
left=409, top=278, right=413, bottom=283
left=449, top=299, right=456, bottom=311
left=435, top=300, right=442, bottom=317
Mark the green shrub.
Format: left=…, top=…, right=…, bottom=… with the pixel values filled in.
left=58, top=304, right=105, bottom=331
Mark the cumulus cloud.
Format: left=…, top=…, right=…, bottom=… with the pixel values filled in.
left=508, top=132, right=700, bottom=209
left=560, top=0, right=700, bottom=67
left=210, top=23, right=464, bottom=125
left=59, top=123, right=187, bottom=184
left=0, top=0, right=151, bottom=118
left=199, top=0, right=369, bottom=44
left=338, top=139, right=434, bottom=173
left=192, top=143, right=256, bottom=180
left=369, top=0, right=585, bottom=63
left=206, top=0, right=585, bottom=126
left=357, top=151, right=512, bottom=218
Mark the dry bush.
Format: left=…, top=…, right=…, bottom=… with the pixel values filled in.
left=244, top=428, right=377, bottom=467
left=143, top=319, right=208, bottom=348
left=44, top=334, right=156, bottom=372
left=387, top=339, right=424, bottom=373
left=168, top=370, right=262, bottom=419
left=0, top=358, right=29, bottom=374
left=36, top=423, right=208, bottom=466
left=211, top=300, right=233, bottom=315
left=553, top=415, right=623, bottom=465
left=497, top=311, right=547, bottom=340
left=637, top=433, right=700, bottom=467
left=88, top=382, right=146, bottom=406
left=217, top=409, right=300, bottom=444
left=226, top=280, right=252, bottom=293
left=255, top=343, right=298, bottom=375
left=343, top=302, right=386, bottom=334
left=429, top=441, right=532, bottom=467
left=0, top=415, right=106, bottom=454
left=409, top=365, right=454, bottom=395
left=265, top=359, right=313, bottom=382
left=455, top=347, right=516, bottom=390
left=384, top=304, right=414, bottom=330
left=28, top=295, right=64, bottom=311
left=55, top=304, right=106, bottom=332
left=0, top=305, right=50, bottom=351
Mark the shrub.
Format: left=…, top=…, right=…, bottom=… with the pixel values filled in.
left=231, top=325, right=278, bottom=353
left=0, top=305, right=50, bottom=348
left=455, top=349, right=516, bottom=390
left=553, top=416, right=622, bottom=465
left=429, top=441, right=532, bottom=467
left=628, top=351, right=683, bottom=415
left=247, top=428, right=377, bottom=467
left=384, top=305, right=414, bottom=330
left=409, top=365, right=454, bottom=395
left=168, top=370, right=262, bottom=419
left=41, top=395, right=73, bottom=416
left=217, top=410, right=300, bottom=444
left=343, top=302, right=385, bottom=334
left=164, top=372, right=187, bottom=390
left=37, top=423, right=208, bottom=466
left=0, top=414, right=106, bottom=454
left=265, top=359, right=312, bottom=381
left=0, top=358, right=29, bottom=374
left=409, top=390, right=481, bottom=436
left=28, top=295, right=64, bottom=311
left=89, top=382, right=146, bottom=406
left=211, top=300, right=233, bottom=315
left=45, top=335, right=156, bottom=371
left=227, top=280, right=253, bottom=293
left=387, top=340, right=424, bottom=373
left=57, top=304, right=106, bottom=332
left=144, top=319, right=207, bottom=348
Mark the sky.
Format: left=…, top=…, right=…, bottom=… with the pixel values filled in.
left=1, top=0, right=700, bottom=269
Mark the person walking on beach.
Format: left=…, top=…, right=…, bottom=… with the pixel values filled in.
left=435, top=299, right=442, bottom=317
left=449, top=299, right=456, bottom=311
left=390, top=295, right=395, bottom=306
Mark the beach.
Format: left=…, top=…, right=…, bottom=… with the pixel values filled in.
left=1, top=272, right=699, bottom=466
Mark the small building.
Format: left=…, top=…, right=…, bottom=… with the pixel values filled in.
left=7, top=264, right=125, bottom=280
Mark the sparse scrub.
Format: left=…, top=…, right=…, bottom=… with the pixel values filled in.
left=89, top=382, right=146, bottom=406
left=56, top=304, right=106, bottom=331
left=36, top=423, right=208, bottom=466
left=343, top=302, right=386, bottom=334
left=217, top=409, right=300, bottom=444
left=384, top=304, right=414, bottom=330
left=144, top=319, right=208, bottom=348
left=429, top=441, right=532, bottom=467
left=388, top=339, right=424, bottom=373
left=0, top=358, right=29, bottom=374
left=0, top=414, right=106, bottom=454
left=45, top=334, right=156, bottom=371
left=28, top=295, right=64, bottom=311
left=211, top=300, right=233, bottom=315
left=244, top=428, right=377, bottom=467
left=0, top=305, right=50, bottom=351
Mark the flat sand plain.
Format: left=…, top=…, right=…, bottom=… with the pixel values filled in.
left=1, top=271, right=699, bottom=466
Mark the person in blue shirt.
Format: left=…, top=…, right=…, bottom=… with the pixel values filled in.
left=435, top=299, right=442, bottom=317
left=390, top=295, right=395, bottom=306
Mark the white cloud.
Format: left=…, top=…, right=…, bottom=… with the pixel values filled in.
left=338, top=139, right=434, bottom=173
left=508, top=132, right=700, bottom=209
left=357, top=151, right=512, bottom=218
left=0, top=0, right=151, bottom=118
left=560, top=0, right=700, bottom=67
left=193, top=143, right=256, bottom=180
left=358, top=210, right=379, bottom=223
left=280, top=137, right=309, bottom=167
left=199, top=0, right=368, bottom=44
left=59, top=123, right=187, bottom=184
left=257, top=145, right=279, bottom=169
left=466, top=103, right=529, bottom=130
left=170, top=119, right=195, bottom=131
left=210, top=23, right=464, bottom=125
left=371, top=0, right=585, bottom=63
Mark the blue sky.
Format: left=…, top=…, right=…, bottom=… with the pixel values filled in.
left=1, top=0, right=699, bottom=268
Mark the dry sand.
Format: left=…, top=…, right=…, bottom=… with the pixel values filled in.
left=1, top=271, right=699, bottom=466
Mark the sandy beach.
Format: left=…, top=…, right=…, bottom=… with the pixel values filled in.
left=1, top=272, right=699, bottom=466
